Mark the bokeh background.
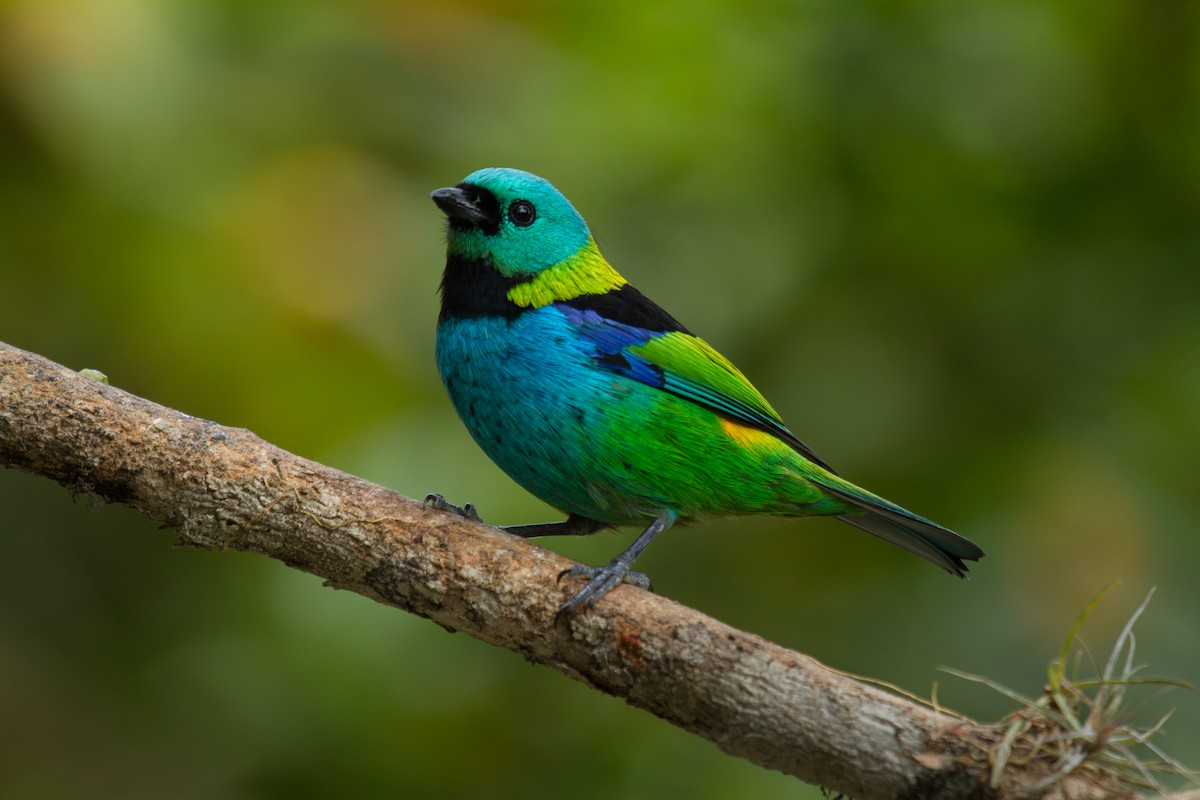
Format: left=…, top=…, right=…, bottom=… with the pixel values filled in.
left=2, top=1, right=1198, bottom=797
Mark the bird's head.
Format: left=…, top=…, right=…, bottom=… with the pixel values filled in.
left=430, top=168, right=591, bottom=277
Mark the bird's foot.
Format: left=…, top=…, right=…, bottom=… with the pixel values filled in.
left=556, top=562, right=653, bottom=616
left=423, top=494, right=483, bottom=524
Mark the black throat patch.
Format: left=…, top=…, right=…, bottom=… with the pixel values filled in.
left=439, top=254, right=526, bottom=322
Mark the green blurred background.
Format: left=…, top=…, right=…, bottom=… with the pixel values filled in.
left=2, top=1, right=1198, bottom=797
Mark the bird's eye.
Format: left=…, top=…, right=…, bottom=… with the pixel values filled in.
left=508, top=200, right=536, bottom=227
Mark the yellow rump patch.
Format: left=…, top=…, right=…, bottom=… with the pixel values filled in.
left=719, top=417, right=784, bottom=451
left=507, top=238, right=626, bottom=308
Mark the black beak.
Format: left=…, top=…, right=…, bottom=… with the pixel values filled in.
left=430, top=185, right=500, bottom=228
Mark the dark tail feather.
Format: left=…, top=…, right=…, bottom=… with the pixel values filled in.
left=819, top=482, right=985, bottom=576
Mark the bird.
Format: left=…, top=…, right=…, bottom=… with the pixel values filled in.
left=428, top=167, right=983, bottom=614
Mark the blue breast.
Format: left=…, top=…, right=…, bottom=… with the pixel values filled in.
left=436, top=306, right=656, bottom=523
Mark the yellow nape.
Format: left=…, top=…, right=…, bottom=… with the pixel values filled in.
left=507, top=238, right=627, bottom=308
left=719, top=417, right=784, bottom=451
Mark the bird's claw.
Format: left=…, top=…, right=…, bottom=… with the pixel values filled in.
left=423, top=493, right=483, bottom=523
left=556, top=563, right=653, bottom=616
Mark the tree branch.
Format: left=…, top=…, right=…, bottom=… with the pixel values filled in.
left=1, top=340, right=1192, bottom=800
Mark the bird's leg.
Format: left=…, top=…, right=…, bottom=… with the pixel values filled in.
left=504, top=514, right=606, bottom=538
left=557, top=511, right=677, bottom=615
left=427, top=496, right=662, bottom=613
left=423, top=493, right=483, bottom=523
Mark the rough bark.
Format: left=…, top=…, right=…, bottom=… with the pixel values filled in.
left=1, top=340, right=1194, bottom=800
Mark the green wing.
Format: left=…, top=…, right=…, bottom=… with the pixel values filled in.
left=626, top=332, right=835, bottom=471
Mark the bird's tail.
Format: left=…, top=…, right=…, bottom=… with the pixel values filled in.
left=813, top=474, right=984, bottom=576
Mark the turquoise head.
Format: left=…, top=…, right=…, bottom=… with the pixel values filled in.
left=430, top=168, right=591, bottom=277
